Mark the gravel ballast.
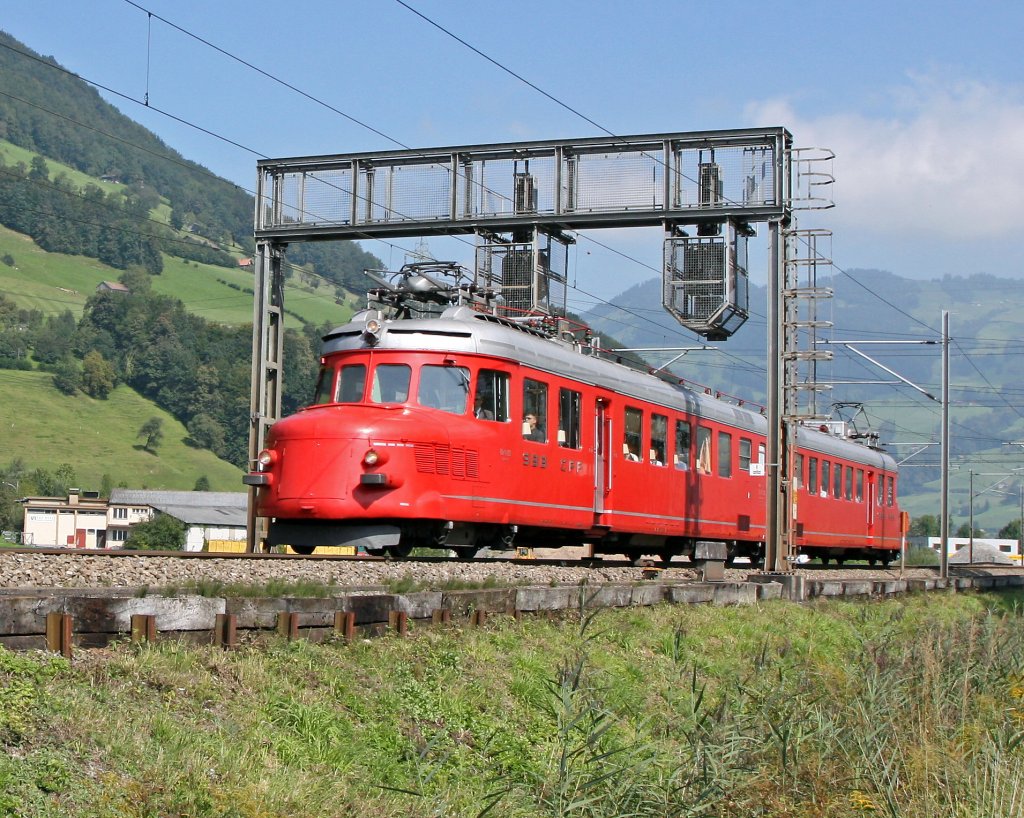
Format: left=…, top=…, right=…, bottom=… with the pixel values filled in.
left=0, top=551, right=945, bottom=593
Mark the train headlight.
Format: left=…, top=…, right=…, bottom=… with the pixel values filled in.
left=256, top=449, right=278, bottom=469
left=363, top=317, right=383, bottom=345
left=362, top=448, right=389, bottom=466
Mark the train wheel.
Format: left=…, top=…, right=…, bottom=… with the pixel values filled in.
left=453, top=546, right=479, bottom=559
left=385, top=544, right=413, bottom=559
left=820, top=555, right=830, bottom=566
left=290, top=545, right=315, bottom=556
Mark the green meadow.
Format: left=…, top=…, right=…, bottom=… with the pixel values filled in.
left=0, top=370, right=242, bottom=492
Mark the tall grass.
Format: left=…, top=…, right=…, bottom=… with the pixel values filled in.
left=1, top=591, right=1023, bottom=816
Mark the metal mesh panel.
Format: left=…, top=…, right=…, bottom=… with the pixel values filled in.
left=571, top=149, right=666, bottom=212
left=474, top=232, right=569, bottom=318
left=672, top=146, right=776, bottom=210
left=664, top=238, right=727, bottom=321
left=662, top=228, right=749, bottom=339
left=366, top=163, right=453, bottom=223
left=302, top=169, right=353, bottom=224
left=458, top=156, right=558, bottom=217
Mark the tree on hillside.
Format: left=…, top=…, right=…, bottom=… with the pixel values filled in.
left=186, top=413, right=225, bottom=452
left=29, top=463, right=76, bottom=497
left=193, top=475, right=211, bottom=492
left=0, top=462, right=24, bottom=531
left=119, top=267, right=152, bottom=294
left=124, top=513, right=185, bottom=551
left=137, top=417, right=164, bottom=453
left=81, top=350, right=116, bottom=398
left=909, top=515, right=940, bottom=537
left=33, top=311, right=77, bottom=365
left=998, top=520, right=1021, bottom=540
left=52, top=357, right=81, bottom=395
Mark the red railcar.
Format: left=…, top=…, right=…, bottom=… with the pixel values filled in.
left=246, top=306, right=901, bottom=565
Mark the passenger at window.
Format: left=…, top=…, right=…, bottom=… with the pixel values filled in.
left=474, top=394, right=494, bottom=419
left=523, top=414, right=544, bottom=441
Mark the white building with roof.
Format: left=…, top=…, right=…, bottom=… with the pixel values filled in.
left=107, top=490, right=248, bottom=551
left=21, top=489, right=109, bottom=548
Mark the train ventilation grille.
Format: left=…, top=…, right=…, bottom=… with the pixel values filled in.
left=414, top=444, right=479, bottom=479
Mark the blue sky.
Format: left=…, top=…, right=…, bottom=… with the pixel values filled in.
left=3, top=0, right=1023, bottom=307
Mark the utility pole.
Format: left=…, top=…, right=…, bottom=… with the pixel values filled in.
left=764, top=219, right=786, bottom=573
left=969, top=468, right=974, bottom=565
left=940, top=310, right=950, bottom=580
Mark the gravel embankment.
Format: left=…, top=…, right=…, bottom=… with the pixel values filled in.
left=0, top=551, right=946, bottom=593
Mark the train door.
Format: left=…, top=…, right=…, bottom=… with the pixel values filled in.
left=866, top=471, right=876, bottom=537
left=594, top=398, right=610, bottom=517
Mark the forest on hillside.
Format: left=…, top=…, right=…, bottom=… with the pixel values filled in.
left=0, top=278, right=322, bottom=470
left=0, top=30, right=383, bottom=292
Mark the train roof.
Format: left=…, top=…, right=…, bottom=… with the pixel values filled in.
left=322, top=306, right=896, bottom=471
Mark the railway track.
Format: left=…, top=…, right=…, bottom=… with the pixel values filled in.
left=0, top=545, right=962, bottom=593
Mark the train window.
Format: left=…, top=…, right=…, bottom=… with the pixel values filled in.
left=696, top=426, right=712, bottom=474
left=718, top=432, right=732, bottom=478
left=887, top=476, right=895, bottom=506
left=370, top=364, right=411, bottom=404
left=523, top=379, right=548, bottom=443
left=311, top=365, right=335, bottom=405
left=624, top=407, right=643, bottom=461
left=793, top=454, right=804, bottom=489
left=650, top=414, right=668, bottom=465
left=856, top=469, right=864, bottom=502
left=845, top=466, right=853, bottom=500
left=808, top=458, right=818, bottom=494
left=675, top=420, right=691, bottom=470
left=336, top=364, right=367, bottom=403
left=876, top=475, right=883, bottom=506
left=821, top=461, right=831, bottom=497
left=474, top=370, right=509, bottom=422
left=833, top=462, right=842, bottom=498
left=559, top=388, right=582, bottom=449
left=418, top=364, right=470, bottom=414
left=739, top=438, right=752, bottom=471
left=758, top=443, right=766, bottom=470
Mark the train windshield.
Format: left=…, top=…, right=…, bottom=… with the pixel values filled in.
left=311, top=365, right=334, bottom=405
left=370, top=364, right=411, bottom=403
left=335, top=364, right=367, bottom=402
left=419, top=364, right=470, bottom=414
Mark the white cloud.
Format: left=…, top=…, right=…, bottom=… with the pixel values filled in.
left=746, top=73, right=1024, bottom=239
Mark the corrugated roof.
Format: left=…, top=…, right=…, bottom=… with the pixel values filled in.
left=109, top=490, right=247, bottom=527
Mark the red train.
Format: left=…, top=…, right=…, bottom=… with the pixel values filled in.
left=246, top=304, right=902, bottom=565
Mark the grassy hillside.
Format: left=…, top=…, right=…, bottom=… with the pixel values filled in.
left=0, top=223, right=352, bottom=328
left=0, top=140, right=125, bottom=198
left=153, top=253, right=351, bottom=328
left=0, top=370, right=242, bottom=492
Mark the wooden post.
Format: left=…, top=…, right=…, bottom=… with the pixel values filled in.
left=214, top=613, right=237, bottom=649
left=431, top=609, right=451, bottom=626
left=130, top=614, right=157, bottom=644
left=388, top=610, right=408, bottom=636
left=471, top=609, right=488, bottom=627
left=334, top=610, right=356, bottom=641
left=45, top=612, right=73, bottom=659
left=276, top=612, right=300, bottom=640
